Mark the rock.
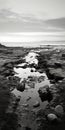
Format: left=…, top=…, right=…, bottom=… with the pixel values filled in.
left=38, top=69, right=44, bottom=73
left=47, top=68, right=64, bottom=81
left=27, top=82, right=35, bottom=88
left=33, top=101, right=40, bottom=108
left=31, top=68, right=35, bottom=72
left=10, top=87, right=14, bottom=91
left=16, top=96, right=21, bottom=102
left=22, top=104, right=29, bottom=107
left=6, top=63, right=13, bottom=69
left=38, top=85, right=53, bottom=102
left=36, top=108, right=45, bottom=117
left=38, top=76, right=45, bottom=83
left=31, top=69, right=34, bottom=72
left=50, top=80, right=55, bottom=84
left=12, top=102, right=18, bottom=109
left=55, top=62, right=62, bottom=68
left=55, top=105, right=64, bottom=116
left=18, top=123, right=21, bottom=127
left=47, top=113, right=57, bottom=122
left=62, top=53, right=65, bottom=57
left=25, top=126, right=31, bottom=130
left=47, top=61, right=55, bottom=68
left=2, top=69, right=11, bottom=77
left=12, top=101, right=17, bottom=106
left=22, top=64, right=27, bottom=69
left=17, top=82, right=25, bottom=92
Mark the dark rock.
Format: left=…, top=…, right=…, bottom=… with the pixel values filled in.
left=38, top=76, right=45, bottom=83
left=31, top=69, right=34, bottom=72
left=25, top=126, right=31, bottom=130
left=47, top=68, right=64, bottom=81
left=62, top=53, right=65, bottom=57
left=13, top=59, right=24, bottom=65
left=18, top=123, right=21, bottom=127
left=1, top=68, right=15, bottom=77
left=38, top=85, right=53, bottom=102
left=50, top=80, right=55, bottom=84
left=17, top=81, right=25, bottom=92
left=5, top=63, right=13, bottom=69
left=16, top=96, right=21, bottom=102
left=38, top=69, right=44, bottom=73
left=12, top=102, right=18, bottom=109
left=55, top=62, right=62, bottom=68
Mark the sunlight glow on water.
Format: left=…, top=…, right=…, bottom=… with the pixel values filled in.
left=0, top=32, right=65, bottom=47
left=24, top=51, right=38, bottom=64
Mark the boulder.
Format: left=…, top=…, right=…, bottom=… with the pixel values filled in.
left=38, top=85, right=53, bottom=102
left=47, top=113, right=57, bottom=122
left=47, top=68, right=64, bottom=81
left=55, top=62, right=62, bottom=68
left=55, top=105, right=64, bottom=116
left=62, top=53, right=65, bottom=57
left=17, top=82, right=25, bottom=92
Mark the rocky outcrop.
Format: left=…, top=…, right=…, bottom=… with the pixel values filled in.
left=38, top=85, right=53, bottom=102
left=46, top=68, right=65, bottom=81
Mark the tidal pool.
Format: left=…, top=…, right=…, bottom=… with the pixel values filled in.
left=12, top=51, right=51, bottom=130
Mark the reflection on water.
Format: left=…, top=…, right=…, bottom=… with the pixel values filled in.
left=24, top=51, right=38, bottom=65
left=14, top=67, right=46, bottom=81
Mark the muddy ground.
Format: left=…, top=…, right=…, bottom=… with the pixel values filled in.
left=0, top=44, right=65, bottom=130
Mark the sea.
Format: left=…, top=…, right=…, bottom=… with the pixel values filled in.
left=0, top=32, right=65, bottom=47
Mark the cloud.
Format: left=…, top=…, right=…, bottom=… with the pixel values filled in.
left=45, top=17, right=65, bottom=30
left=0, top=9, right=65, bottom=32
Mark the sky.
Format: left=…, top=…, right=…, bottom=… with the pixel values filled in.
left=0, top=0, right=65, bottom=19
left=0, top=0, right=65, bottom=46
